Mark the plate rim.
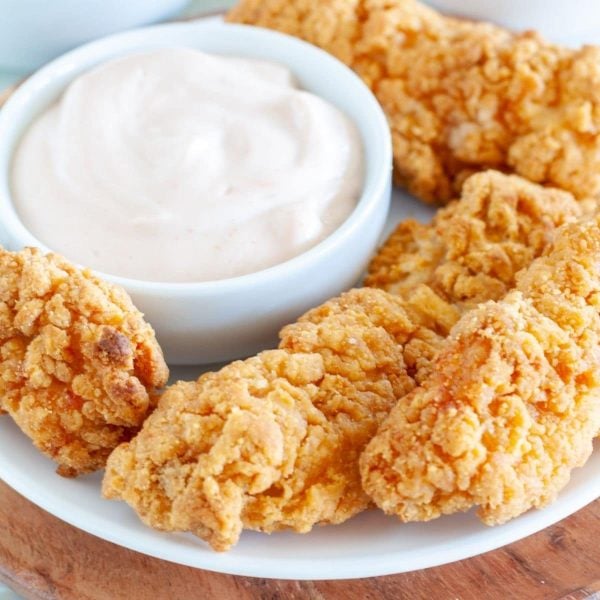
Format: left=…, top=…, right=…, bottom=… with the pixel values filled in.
left=2, top=402, right=599, bottom=580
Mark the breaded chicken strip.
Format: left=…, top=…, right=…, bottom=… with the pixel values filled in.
left=361, top=216, right=600, bottom=525
left=366, top=171, right=586, bottom=309
left=368, top=170, right=588, bottom=382
left=228, top=0, right=600, bottom=203
left=103, top=288, right=418, bottom=551
left=0, top=248, right=168, bottom=476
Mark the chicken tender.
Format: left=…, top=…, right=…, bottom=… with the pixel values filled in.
left=103, top=288, right=418, bottom=551
left=366, top=171, right=586, bottom=309
left=228, top=0, right=600, bottom=203
left=360, top=216, right=600, bottom=525
left=0, top=247, right=168, bottom=476
left=367, top=170, right=588, bottom=382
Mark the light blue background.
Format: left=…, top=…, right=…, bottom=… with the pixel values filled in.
left=0, top=0, right=236, bottom=89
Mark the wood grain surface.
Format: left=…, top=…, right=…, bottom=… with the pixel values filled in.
left=0, top=481, right=598, bottom=600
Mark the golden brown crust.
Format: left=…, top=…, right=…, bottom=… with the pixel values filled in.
left=102, top=172, right=591, bottom=550
left=366, top=171, right=586, bottom=310
left=228, top=0, right=600, bottom=203
left=103, top=287, right=419, bottom=551
left=360, top=216, right=600, bottom=525
left=0, top=247, right=168, bottom=476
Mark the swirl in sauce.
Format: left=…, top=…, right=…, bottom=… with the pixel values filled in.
left=11, top=48, right=364, bottom=282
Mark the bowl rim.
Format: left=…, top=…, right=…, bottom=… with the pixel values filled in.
left=0, top=20, right=392, bottom=296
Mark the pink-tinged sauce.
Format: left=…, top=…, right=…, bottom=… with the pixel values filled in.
left=11, top=48, right=364, bottom=282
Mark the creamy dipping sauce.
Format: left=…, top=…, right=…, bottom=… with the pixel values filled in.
left=11, top=48, right=364, bottom=282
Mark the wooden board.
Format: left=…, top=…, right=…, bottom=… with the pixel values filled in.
left=0, top=481, right=598, bottom=599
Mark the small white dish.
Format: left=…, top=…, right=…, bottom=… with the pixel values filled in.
left=0, top=20, right=392, bottom=364
left=424, top=0, right=600, bottom=46
left=0, top=0, right=189, bottom=71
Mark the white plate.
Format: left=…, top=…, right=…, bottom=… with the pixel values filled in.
left=1, top=188, right=599, bottom=580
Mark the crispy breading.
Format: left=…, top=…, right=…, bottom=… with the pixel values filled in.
left=0, top=247, right=168, bottom=476
left=366, top=171, right=586, bottom=309
left=228, top=0, right=600, bottom=203
left=103, top=288, right=418, bottom=551
left=360, top=216, right=600, bottom=525
left=101, top=172, right=589, bottom=551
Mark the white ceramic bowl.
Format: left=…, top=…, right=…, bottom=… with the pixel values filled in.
left=424, top=0, right=600, bottom=46
left=0, top=0, right=189, bottom=71
left=0, top=21, right=392, bottom=365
